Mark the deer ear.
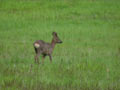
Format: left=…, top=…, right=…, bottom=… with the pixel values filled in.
left=52, top=32, right=57, bottom=36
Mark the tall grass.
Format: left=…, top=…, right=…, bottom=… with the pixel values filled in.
left=0, top=0, right=120, bottom=90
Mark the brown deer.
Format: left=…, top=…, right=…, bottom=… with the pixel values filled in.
left=33, top=32, right=62, bottom=63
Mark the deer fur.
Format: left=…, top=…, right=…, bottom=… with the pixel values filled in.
left=33, top=32, right=62, bottom=63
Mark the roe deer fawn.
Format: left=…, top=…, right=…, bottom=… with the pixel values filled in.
left=33, top=32, right=62, bottom=63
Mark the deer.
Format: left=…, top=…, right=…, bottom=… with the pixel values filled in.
left=33, top=32, right=62, bottom=64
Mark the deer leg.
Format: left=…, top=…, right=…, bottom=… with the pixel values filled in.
left=35, top=54, right=39, bottom=64
left=35, top=53, right=41, bottom=64
left=34, top=55, right=38, bottom=63
left=34, top=47, right=38, bottom=63
left=48, top=55, right=52, bottom=63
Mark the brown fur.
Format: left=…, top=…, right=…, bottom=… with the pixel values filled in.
left=33, top=32, right=62, bottom=63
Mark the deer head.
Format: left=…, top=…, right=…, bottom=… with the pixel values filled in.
left=52, top=32, right=62, bottom=43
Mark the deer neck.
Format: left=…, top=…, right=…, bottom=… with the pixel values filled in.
left=51, top=39, right=56, bottom=49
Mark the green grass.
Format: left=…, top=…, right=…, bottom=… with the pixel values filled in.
left=0, top=0, right=120, bottom=90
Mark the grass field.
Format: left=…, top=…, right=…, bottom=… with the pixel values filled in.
left=0, top=0, right=120, bottom=90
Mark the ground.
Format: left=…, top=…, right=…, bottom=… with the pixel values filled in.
left=0, top=0, right=120, bottom=90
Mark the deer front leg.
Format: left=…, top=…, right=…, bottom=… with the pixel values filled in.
left=48, top=54, right=52, bottom=62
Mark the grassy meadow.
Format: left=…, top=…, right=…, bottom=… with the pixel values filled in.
left=0, top=0, right=120, bottom=89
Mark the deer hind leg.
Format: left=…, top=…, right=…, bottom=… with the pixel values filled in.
left=35, top=53, right=41, bottom=64
left=34, top=47, right=41, bottom=64
left=34, top=54, right=38, bottom=63
left=48, top=54, right=52, bottom=63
